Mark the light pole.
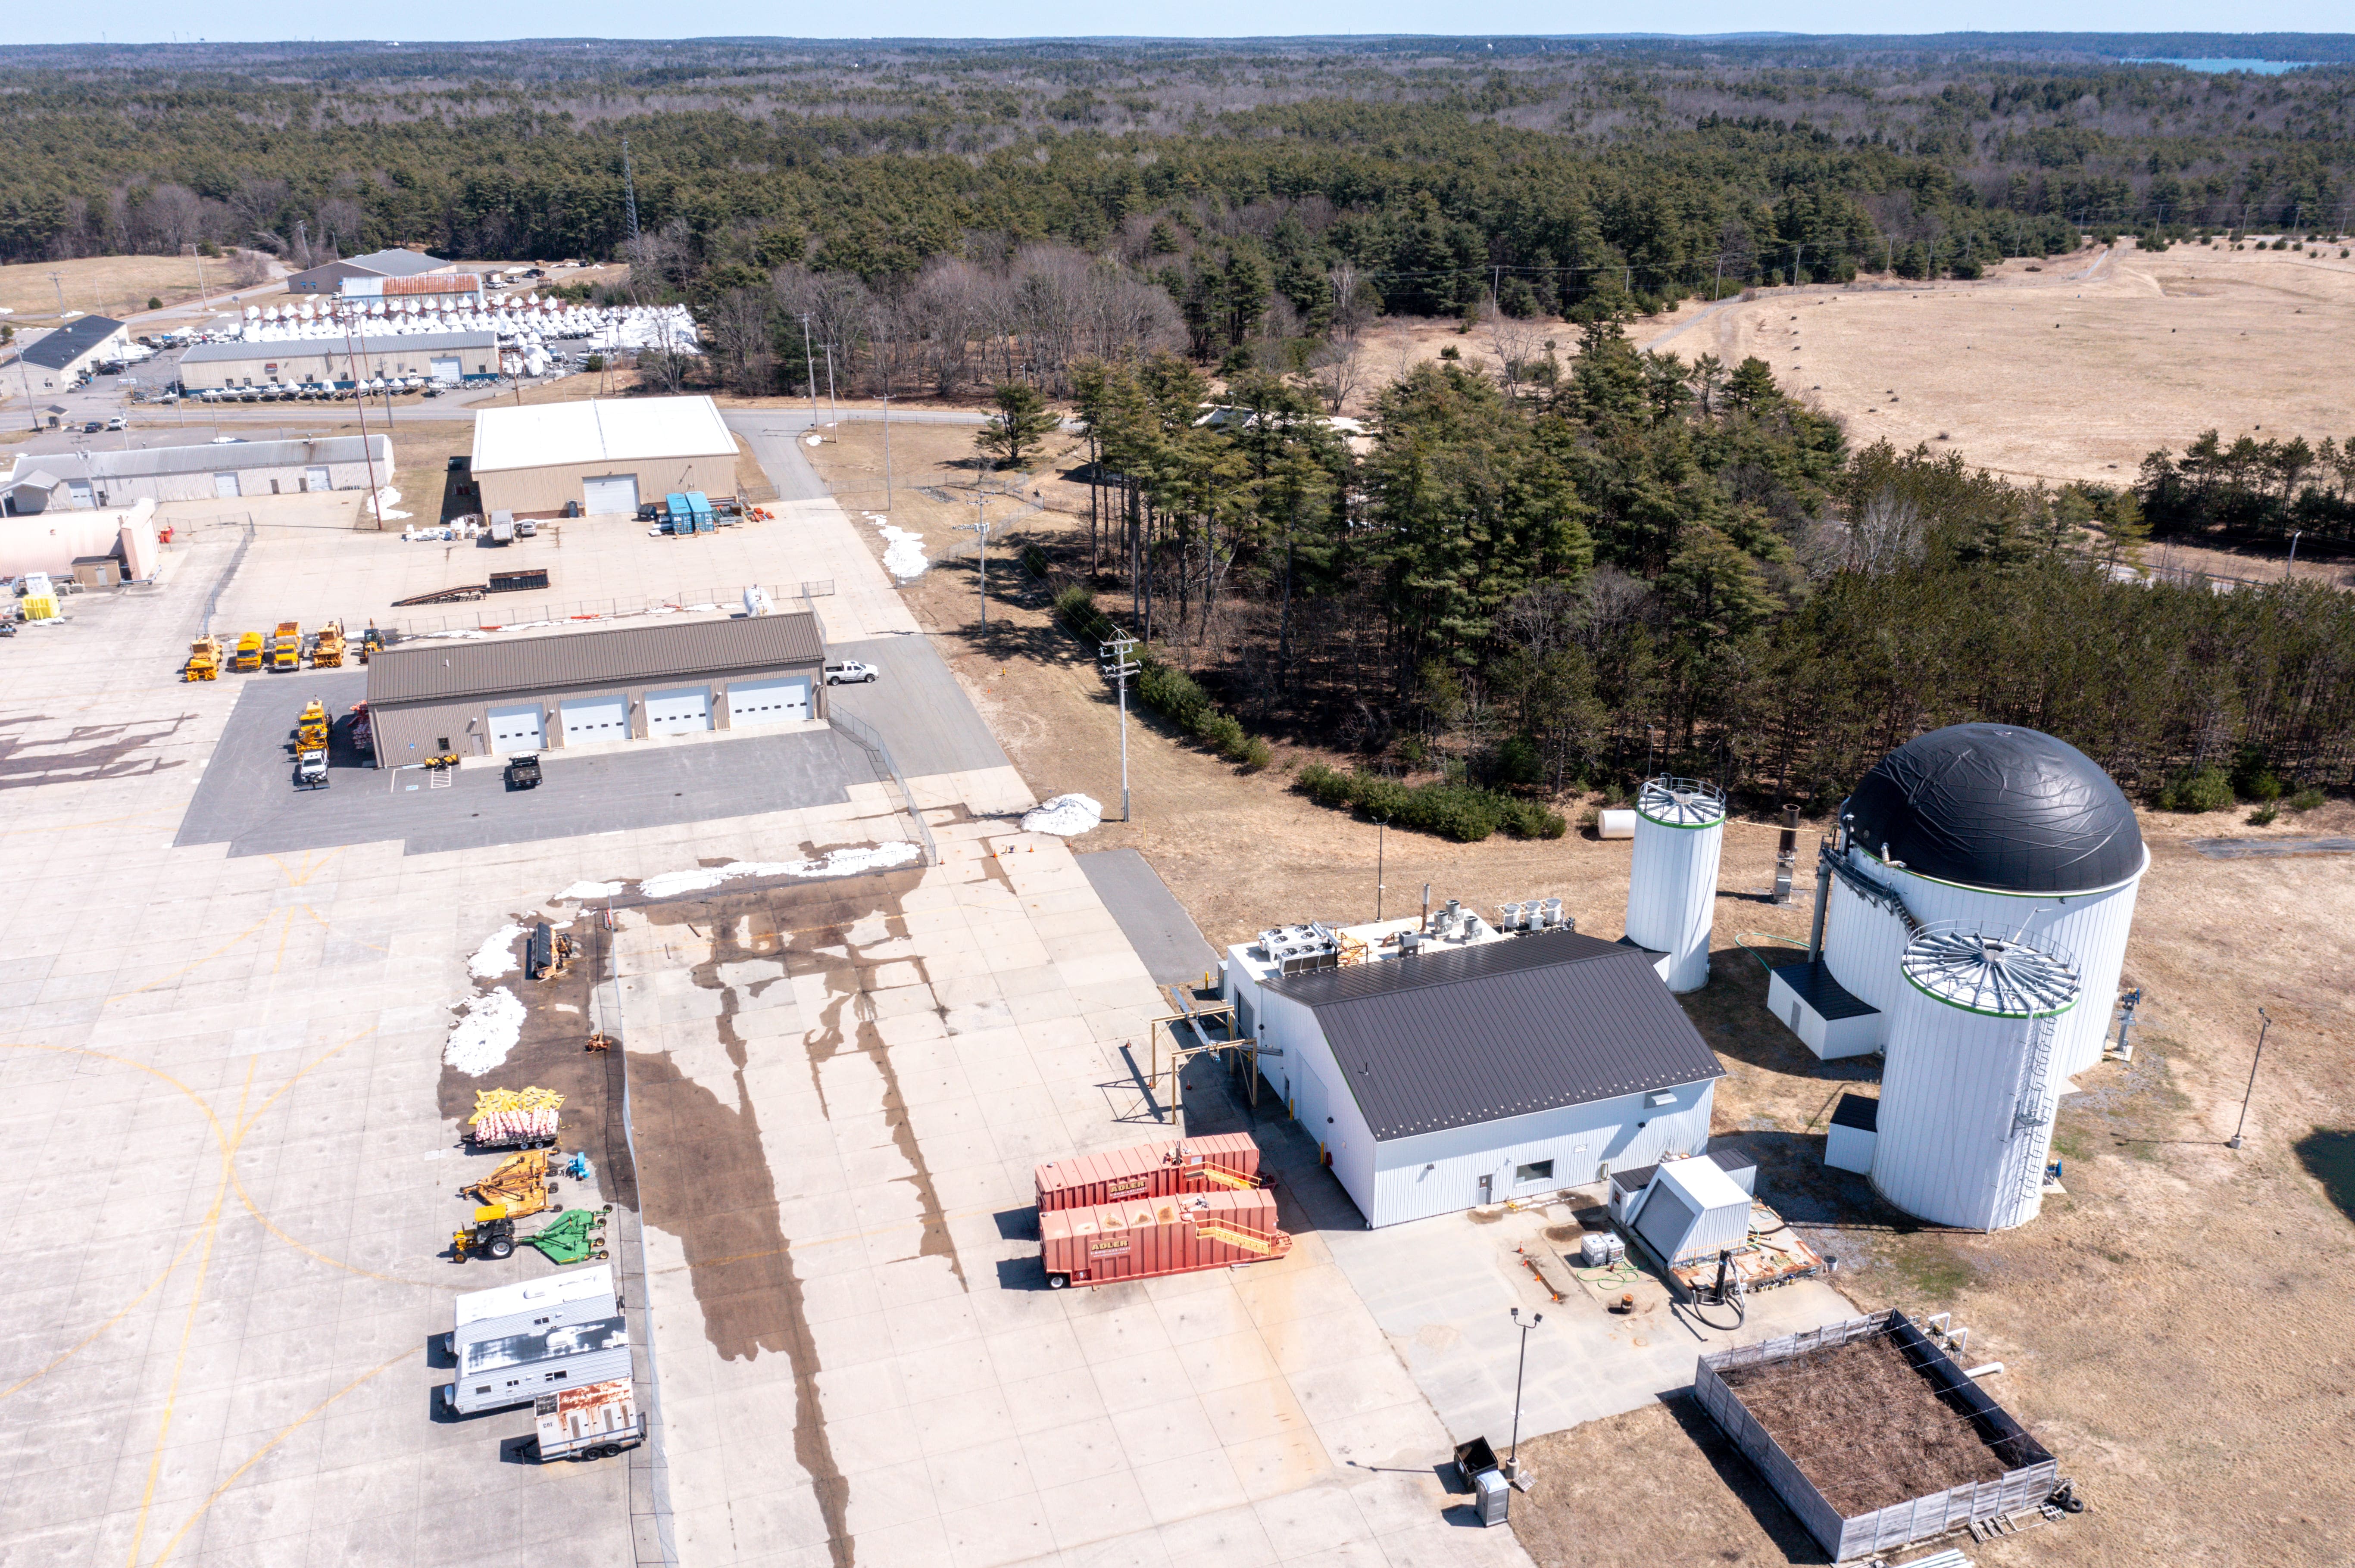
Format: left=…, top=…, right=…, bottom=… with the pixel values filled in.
left=2227, top=1009, right=2271, bottom=1150
left=1101, top=635, right=1138, bottom=822
left=1506, top=1307, right=1541, bottom=1484
left=1375, top=819, right=1387, bottom=922
left=2286, top=530, right=2303, bottom=579
left=799, top=312, right=818, bottom=430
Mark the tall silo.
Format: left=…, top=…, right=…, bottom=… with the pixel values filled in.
left=1872, top=925, right=2079, bottom=1231
left=1818, top=725, right=2143, bottom=1076
left=1624, top=776, right=1727, bottom=994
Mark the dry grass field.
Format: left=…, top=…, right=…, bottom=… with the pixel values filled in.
left=808, top=415, right=2355, bottom=1568
left=1640, top=239, right=2355, bottom=488
left=0, top=252, right=265, bottom=323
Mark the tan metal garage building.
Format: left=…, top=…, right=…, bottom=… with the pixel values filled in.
left=365, top=612, right=827, bottom=767
left=468, top=395, right=740, bottom=517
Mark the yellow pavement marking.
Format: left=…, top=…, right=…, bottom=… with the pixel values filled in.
left=144, top=1344, right=414, bottom=1568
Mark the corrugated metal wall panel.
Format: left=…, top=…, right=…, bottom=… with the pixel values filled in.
left=1625, top=814, right=1724, bottom=993
left=1872, top=975, right=2051, bottom=1231
left=1368, top=1087, right=1714, bottom=1227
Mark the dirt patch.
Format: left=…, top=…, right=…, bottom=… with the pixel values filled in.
left=1720, top=1330, right=2015, bottom=1516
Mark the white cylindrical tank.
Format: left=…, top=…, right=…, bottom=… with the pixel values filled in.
left=1624, top=776, right=1725, bottom=994
left=1819, top=725, right=2144, bottom=1077
left=1873, top=924, right=2080, bottom=1231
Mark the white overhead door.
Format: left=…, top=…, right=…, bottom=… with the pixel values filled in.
left=213, top=472, right=240, bottom=498
left=727, top=676, right=810, bottom=729
left=66, top=480, right=93, bottom=508
left=644, top=686, right=712, bottom=736
left=580, top=475, right=639, bottom=515
left=487, top=703, right=546, bottom=754
left=429, top=355, right=462, bottom=383
left=305, top=466, right=331, bottom=492
left=559, top=693, right=630, bottom=746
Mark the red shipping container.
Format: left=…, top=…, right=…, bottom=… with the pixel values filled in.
left=1034, top=1133, right=1263, bottom=1213
left=1040, top=1188, right=1292, bottom=1289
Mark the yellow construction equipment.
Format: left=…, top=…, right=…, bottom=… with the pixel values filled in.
left=269, top=620, right=303, bottom=672
left=460, top=1148, right=553, bottom=1219
left=310, top=620, right=346, bottom=668
left=296, top=697, right=330, bottom=750
left=184, top=635, right=222, bottom=681
left=231, top=631, right=265, bottom=672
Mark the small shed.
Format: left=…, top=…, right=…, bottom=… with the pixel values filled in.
left=1825, top=1093, right=1879, bottom=1175
left=1608, top=1148, right=1755, bottom=1225
left=69, top=554, right=122, bottom=589
left=1630, top=1154, right=1754, bottom=1266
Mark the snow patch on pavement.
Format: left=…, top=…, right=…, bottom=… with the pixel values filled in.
left=862, top=513, right=929, bottom=581
left=445, top=987, right=526, bottom=1075
left=554, top=880, right=623, bottom=902
left=365, top=486, right=410, bottom=521
left=468, top=923, right=528, bottom=979
left=637, top=842, right=923, bottom=899
left=1022, top=793, right=1103, bottom=836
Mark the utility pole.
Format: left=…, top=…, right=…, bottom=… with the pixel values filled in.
left=881, top=384, right=893, bottom=508
left=2227, top=1010, right=2271, bottom=1150
left=2286, top=530, right=2303, bottom=578
left=1506, top=1307, right=1542, bottom=1484
left=340, top=312, right=386, bottom=530
left=48, top=271, right=66, bottom=315
left=798, top=312, right=819, bottom=427
left=1100, top=634, right=1139, bottom=822
left=1375, top=819, right=1387, bottom=921
left=824, top=343, right=839, bottom=439
left=958, top=497, right=990, bottom=630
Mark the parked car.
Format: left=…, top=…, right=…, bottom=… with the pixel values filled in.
left=824, top=660, right=879, bottom=685
left=105, top=415, right=127, bottom=430
left=82, top=421, right=103, bottom=433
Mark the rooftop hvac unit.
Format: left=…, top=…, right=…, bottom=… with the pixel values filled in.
left=1624, top=777, right=1727, bottom=994
left=1258, top=923, right=1339, bottom=974
left=1872, top=925, right=2080, bottom=1232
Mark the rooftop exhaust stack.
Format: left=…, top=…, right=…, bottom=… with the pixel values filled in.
left=1624, top=777, right=1727, bottom=994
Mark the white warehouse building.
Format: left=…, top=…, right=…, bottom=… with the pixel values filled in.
left=1230, top=927, right=1726, bottom=1228
left=1773, top=724, right=2145, bottom=1079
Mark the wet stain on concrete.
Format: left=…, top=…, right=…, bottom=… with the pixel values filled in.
left=644, top=867, right=968, bottom=1291
left=0, top=713, right=193, bottom=789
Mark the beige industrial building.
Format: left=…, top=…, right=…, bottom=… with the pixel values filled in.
left=0, top=435, right=391, bottom=511
left=364, top=612, right=827, bottom=766
left=0, top=496, right=162, bottom=580
left=178, top=331, right=499, bottom=392
left=468, top=395, right=740, bottom=517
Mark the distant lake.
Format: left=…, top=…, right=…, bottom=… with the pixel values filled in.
left=2126, top=58, right=2316, bottom=74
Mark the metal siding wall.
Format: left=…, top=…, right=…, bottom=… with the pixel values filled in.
left=1821, top=869, right=1910, bottom=1037
left=1830, top=851, right=2142, bottom=1078
left=1871, top=982, right=2043, bottom=1230
left=1367, top=1084, right=1715, bottom=1228
left=1625, top=817, right=1724, bottom=992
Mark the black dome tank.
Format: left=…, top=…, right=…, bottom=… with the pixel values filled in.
left=1847, top=724, right=2144, bottom=895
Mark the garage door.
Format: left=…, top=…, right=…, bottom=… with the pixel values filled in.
left=645, top=686, right=712, bottom=736
left=581, top=475, right=640, bottom=515
left=487, top=703, right=546, bottom=754
left=559, top=693, right=630, bottom=746
left=214, top=472, right=240, bottom=498
left=429, top=356, right=462, bottom=383
left=305, top=466, right=331, bottom=492
left=727, top=676, right=810, bottom=729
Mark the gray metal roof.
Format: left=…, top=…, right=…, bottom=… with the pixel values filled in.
left=181, top=330, right=495, bottom=364
left=368, top=612, right=825, bottom=707
left=21, top=317, right=125, bottom=371
left=1263, top=929, right=1725, bottom=1139
left=1610, top=1147, right=1756, bottom=1195
left=6, top=435, right=390, bottom=485
left=343, top=247, right=452, bottom=278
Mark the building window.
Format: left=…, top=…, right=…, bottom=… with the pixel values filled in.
left=1514, top=1160, right=1555, bottom=1185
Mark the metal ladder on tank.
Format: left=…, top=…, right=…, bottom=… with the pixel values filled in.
left=2001, top=1013, right=2059, bottom=1215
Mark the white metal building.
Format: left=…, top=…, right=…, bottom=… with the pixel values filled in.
left=1779, top=724, right=2145, bottom=1078
left=1623, top=776, right=1726, bottom=994
left=1871, top=926, right=2080, bottom=1232
left=469, top=395, right=740, bottom=517
left=15, top=316, right=130, bottom=387
left=0, top=435, right=390, bottom=510
left=1233, top=928, right=1725, bottom=1228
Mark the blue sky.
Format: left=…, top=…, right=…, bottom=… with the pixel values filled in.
left=23, top=6, right=2353, bottom=47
